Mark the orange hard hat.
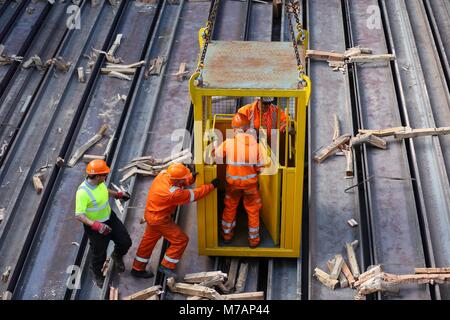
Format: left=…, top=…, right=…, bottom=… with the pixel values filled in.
left=231, top=113, right=250, bottom=129
left=167, top=163, right=190, bottom=180
left=86, top=159, right=110, bottom=175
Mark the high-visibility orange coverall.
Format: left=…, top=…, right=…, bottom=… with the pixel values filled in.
left=238, top=99, right=287, bottom=139
left=132, top=172, right=214, bottom=271
left=215, top=132, right=267, bottom=247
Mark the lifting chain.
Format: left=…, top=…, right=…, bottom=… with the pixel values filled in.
left=196, top=0, right=221, bottom=83
left=285, top=0, right=307, bottom=87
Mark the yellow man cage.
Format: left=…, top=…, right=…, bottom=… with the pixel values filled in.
left=189, top=39, right=311, bottom=257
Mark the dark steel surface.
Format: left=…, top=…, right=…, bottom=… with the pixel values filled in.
left=74, top=0, right=182, bottom=300
left=0, top=1, right=114, bottom=297
left=9, top=1, right=130, bottom=299
left=382, top=0, right=450, bottom=299
left=0, top=0, right=29, bottom=43
left=348, top=0, right=429, bottom=300
left=0, top=2, right=72, bottom=165
left=0, top=1, right=50, bottom=98
left=307, top=0, right=361, bottom=300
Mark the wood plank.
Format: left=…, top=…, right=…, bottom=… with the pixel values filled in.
left=347, top=219, right=358, bottom=227
left=343, top=149, right=353, bottom=177
left=109, top=286, right=118, bottom=300
left=394, top=127, right=450, bottom=139
left=314, top=134, right=351, bottom=163
left=348, top=54, right=395, bottom=63
left=327, top=259, right=348, bottom=288
left=330, top=255, right=344, bottom=280
left=222, top=292, right=265, bottom=300
left=234, top=262, right=248, bottom=294
left=82, top=154, right=105, bottom=162
left=106, top=60, right=145, bottom=69
left=306, top=50, right=345, bottom=62
left=166, top=278, right=223, bottom=300
left=0, top=208, right=5, bottom=224
left=346, top=242, right=360, bottom=279
left=108, top=71, right=132, bottom=81
left=225, top=258, right=240, bottom=290
left=123, top=285, right=162, bottom=300
left=32, top=174, right=44, bottom=194
left=333, top=114, right=340, bottom=141
left=68, top=124, right=108, bottom=167
left=341, top=260, right=356, bottom=287
left=313, top=267, right=338, bottom=290
left=101, top=67, right=136, bottom=75
left=358, top=127, right=407, bottom=137
left=415, top=268, right=450, bottom=274
left=183, top=271, right=227, bottom=284
left=354, top=265, right=383, bottom=287
left=107, top=34, right=123, bottom=56
left=77, top=67, right=85, bottom=83
left=1, top=266, right=11, bottom=283
left=172, top=62, right=188, bottom=81
left=146, top=56, right=165, bottom=77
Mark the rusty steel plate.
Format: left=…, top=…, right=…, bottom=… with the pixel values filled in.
left=202, top=41, right=301, bottom=90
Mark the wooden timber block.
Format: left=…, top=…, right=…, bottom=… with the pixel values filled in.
left=345, top=242, right=360, bottom=279
left=341, top=260, right=356, bottom=288
left=314, top=134, right=351, bottom=163
left=106, top=61, right=145, bottom=69
left=123, top=285, right=162, bottom=300
left=343, top=149, right=353, bottom=178
left=2, top=291, right=12, bottom=300
left=166, top=277, right=224, bottom=300
left=55, top=156, right=65, bottom=167
left=187, top=296, right=207, bottom=300
left=199, top=275, right=225, bottom=288
left=82, top=154, right=105, bottom=162
left=108, top=71, right=132, bottom=81
left=347, top=219, right=358, bottom=227
left=109, top=286, right=119, bottom=300
left=314, top=267, right=338, bottom=290
left=146, top=56, right=165, bottom=77
left=68, top=124, right=108, bottom=167
left=333, top=114, right=340, bottom=141
left=330, top=255, right=345, bottom=280
left=102, top=258, right=110, bottom=277
left=327, top=259, right=348, bottom=288
left=78, top=67, right=85, bottom=83
left=359, top=127, right=407, bottom=137
left=225, top=258, right=239, bottom=290
left=172, top=62, right=188, bottom=81
left=306, top=50, right=345, bottom=62
left=101, top=68, right=136, bottom=75
left=348, top=54, right=395, bottom=63
left=355, top=265, right=383, bottom=287
left=107, top=34, right=123, bottom=57
left=32, top=173, right=44, bottom=194
left=0, top=208, right=4, bottom=224
left=183, top=271, right=227, bottom=284
left=415, top=268, right=450, bottom=274
left=222, top=292, right=265, bottom=300
left=235, top=262, right=249, bottom=294
left=2, top=266, right=11, bottom=283
left=394, top=127, right=450, bottom=139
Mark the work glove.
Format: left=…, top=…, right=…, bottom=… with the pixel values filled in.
left=116, top=191, right=131, bottom=202
left=211, top=178, right=220, bottom=188
left=91, top=221, right=112, bottom=235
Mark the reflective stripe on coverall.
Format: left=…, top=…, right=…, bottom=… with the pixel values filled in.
left=215, top=133, right=266, bottom=246
left=133, top=171, right=214, bottom=271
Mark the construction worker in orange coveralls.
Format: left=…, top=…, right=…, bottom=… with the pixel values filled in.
left=238, top=97, right=294, bottom=142
left=214, top=113, right=268, bottom=248
left=131, top=163, right=219, bottom=279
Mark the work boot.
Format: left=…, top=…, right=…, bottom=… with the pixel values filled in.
left=93, top=273, right=105, bottom=288
left=249, top=240, right=260, bottom=249
left=131, top=268, right=154, bottom=279
left=158, top=265, right=177, bottom=279
left=112, top=252, right=125, bottom=273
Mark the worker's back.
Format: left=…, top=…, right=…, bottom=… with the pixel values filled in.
left=144, top=171, right=179, bottom=224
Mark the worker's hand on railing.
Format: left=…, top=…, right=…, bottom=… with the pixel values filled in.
left=91, top=221, right=112, bottom=235
left=211, top=178, right=220, bottom=188
left=116, top=191, right=131, bottom=202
